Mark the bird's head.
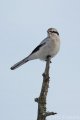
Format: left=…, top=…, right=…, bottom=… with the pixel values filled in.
left=47, top=28, right=59, bottom=37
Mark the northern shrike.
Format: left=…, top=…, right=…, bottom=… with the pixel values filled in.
left=10, top=28, right=60, bottom=70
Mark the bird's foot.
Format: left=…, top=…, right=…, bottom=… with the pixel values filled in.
left=47, top=55, right=51, bottom=59
left=46, top=55, right=52, bottom=63
left=50, top=60, right=52, bottom=63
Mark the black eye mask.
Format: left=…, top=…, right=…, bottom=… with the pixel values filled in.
left=50, top=31, right=59, bottom=36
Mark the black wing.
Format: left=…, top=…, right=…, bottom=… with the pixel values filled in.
left=31, top=43, right=45, bottom=55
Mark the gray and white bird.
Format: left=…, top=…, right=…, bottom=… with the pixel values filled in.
left=10, top=28, right=60, bottom=70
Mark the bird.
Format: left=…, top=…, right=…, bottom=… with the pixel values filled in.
left=10, top=28, right=60, bottom=70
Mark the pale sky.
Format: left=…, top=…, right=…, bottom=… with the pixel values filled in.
left=0, top=0, right=80, bottom=120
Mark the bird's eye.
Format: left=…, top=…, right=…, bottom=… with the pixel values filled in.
left=49, top=31, right=53, bottom=33
left=51, top=31, right=54, bottom=33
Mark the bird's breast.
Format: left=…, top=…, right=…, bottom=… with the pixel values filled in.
left=49, top=37, right=60, bottom=57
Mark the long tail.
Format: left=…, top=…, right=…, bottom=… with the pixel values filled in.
left=10, top=57, right=29, bottom=70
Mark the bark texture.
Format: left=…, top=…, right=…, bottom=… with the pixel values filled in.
left=35, top=56, right=57, bottom=120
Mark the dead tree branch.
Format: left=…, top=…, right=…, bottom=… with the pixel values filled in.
left=35, top=56, right=57, bottom=120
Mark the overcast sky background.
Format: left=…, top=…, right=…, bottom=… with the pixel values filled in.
left=0, top=0, right=80, bottom=120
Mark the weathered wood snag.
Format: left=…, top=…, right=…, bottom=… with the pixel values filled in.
left=35, top=56, right=57, bottom=120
